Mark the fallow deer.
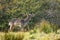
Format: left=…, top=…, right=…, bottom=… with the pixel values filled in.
left=8, top=14, right=34, bottom=31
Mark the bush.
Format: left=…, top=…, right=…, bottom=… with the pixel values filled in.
left=38, top=19, right=53, bottom=33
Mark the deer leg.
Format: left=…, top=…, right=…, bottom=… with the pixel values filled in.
left=19, top=25, right=24, bottom=32
left=9, top=25, right=14, bottom=32
left=21, top=27, right=24, bottom=32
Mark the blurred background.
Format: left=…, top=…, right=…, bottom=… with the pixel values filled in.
left=0, top=0, right=60, bottom=32
left=0, top=0, right=60, bottom=40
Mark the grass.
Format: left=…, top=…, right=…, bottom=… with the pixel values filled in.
left=0, top=19, right=60, bottom=40
left=0, top=31, right=60, bottom=40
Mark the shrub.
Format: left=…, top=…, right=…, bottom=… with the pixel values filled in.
left=38, top=19, right=53, bottom=33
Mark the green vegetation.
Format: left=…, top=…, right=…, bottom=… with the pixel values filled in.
left=0, top=0, right=60, bottom=40
left=5, top=32, right=24, bottom=40
left=0, top=31, right=60, bottom=40
left=0, top=0, right=60, bottom=32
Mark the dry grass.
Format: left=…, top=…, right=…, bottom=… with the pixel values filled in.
left=0, top=31, right=60, bottom=40
left=0, top=19, right=60, bottom=40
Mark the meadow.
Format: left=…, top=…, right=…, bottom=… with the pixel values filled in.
left=0, top=0, right=60, bottom=40
left=0, top=30, right=60, bottom=40
left=0, top=19, right=60, bottom=40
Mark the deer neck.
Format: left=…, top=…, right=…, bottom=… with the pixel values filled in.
left=25, top=15, right=31, bottom=21
left=23, top=15, right=31, bottom=26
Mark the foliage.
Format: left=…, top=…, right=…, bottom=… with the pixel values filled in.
left=5, top=32, right=24, bottom=40
left=0, top=0, right=44, bottom=31
left=0, top=31, right=60, bottom=40
left=0, top=0, right=60, bottom=31
left=35, top=19, right=53, bottom=33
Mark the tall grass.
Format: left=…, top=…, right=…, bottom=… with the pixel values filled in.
left=5, top=32, right=24, bottom=40
left=34, top=19, right=58, bottom=33
left=0, top=31, right=60, bottom=40
left=0, top=19, right=60, bottom=40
